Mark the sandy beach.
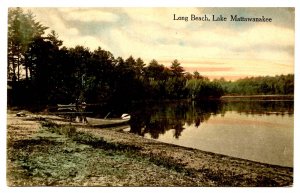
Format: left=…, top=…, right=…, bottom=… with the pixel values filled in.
left=6, top=110, right=293, bottom=186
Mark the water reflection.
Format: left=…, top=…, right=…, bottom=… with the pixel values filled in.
left=128, top=100, right=293, bottom=140
left=128, top=101, right=215, bottom=139
left=90, top=100, right=294, bottom=167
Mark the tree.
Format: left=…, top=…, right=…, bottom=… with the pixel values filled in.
left=85, top=47, right=115, bottom=102
left=184, top=72, right=193, bottom=80
left=193, top=71, right=206, bottom=80
left=8, top=8, right=48, bottom=82
left=222, top=74, right=294, bottom=95
left=135, top=57, right=146, bottom=79
left=47, top=30, right=63, bottom=47
left=8, top=7, right=25, bottom=81
left=27, top=34, right=64, bottom=104
left=144, top=59, right=165, bottom=80
left=185, top=78, right=224, bottom=99
left=170, top=59, right=184, bottom=77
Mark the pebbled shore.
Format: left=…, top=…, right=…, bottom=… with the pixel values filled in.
left=6, top=110, right=293, bottom=187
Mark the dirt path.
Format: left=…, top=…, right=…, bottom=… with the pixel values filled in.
left=6, top=111, right=293, bottom=186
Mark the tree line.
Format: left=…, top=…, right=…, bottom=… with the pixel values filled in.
left=7, top=8, right=294, bottom=107
left=219, top=75, right=294, bottom=95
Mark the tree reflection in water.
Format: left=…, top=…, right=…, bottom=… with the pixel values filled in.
left=127, top=100, right=293, bottom=139
left=88, top=99, right=293, bottom=139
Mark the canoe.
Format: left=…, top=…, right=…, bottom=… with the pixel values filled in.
left=85, top=114, right=131, bottom=127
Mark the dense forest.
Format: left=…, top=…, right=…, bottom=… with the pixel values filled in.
left=7, top=8, right=294, bottom=107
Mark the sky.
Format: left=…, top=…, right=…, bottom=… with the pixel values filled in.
left=23, top=7, right=295, bottom=80
left=1, top=2, right=300, bottom=193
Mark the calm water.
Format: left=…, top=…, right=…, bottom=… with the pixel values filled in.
left=90, top=100, right=294, bottom=167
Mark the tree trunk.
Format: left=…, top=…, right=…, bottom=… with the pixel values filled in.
left=17, top=53, right=20, bottom=81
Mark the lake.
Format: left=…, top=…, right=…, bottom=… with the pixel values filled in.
left=90, top=99, right=294, bottom=167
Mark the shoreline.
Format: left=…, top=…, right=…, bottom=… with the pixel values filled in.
left=7, top=110, right=293, bottom=186
left=221, top=95, right=294, bottom=101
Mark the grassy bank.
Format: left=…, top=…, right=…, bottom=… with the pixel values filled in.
left=7, top=111, right=293, bottom=186
left=7, top=120, right=207, bottom=186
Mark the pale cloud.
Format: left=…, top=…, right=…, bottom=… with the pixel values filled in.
left=184, top=58, right=293, bottom=80
left=107, top=13, right=294, bottom=80
left=62, top=35, right=111, bottom=51
left=26, top=7, right=294, bottom=80
left=123, top=8, right=201, bottom=29
left=119, top=14, right=294, bottom=64
left=28, top=8, right=79, bottom=38
left=60, top=8, right=119, bottom=23
left=68, top=28, right=80, bottom=36
left=240, top=25, right=294, bottom=48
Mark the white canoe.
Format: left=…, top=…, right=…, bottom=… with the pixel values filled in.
left=85, top=114, right=131, bottom=127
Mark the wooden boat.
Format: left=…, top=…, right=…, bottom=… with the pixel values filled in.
left=57, top=103, right=76, bottom=107
left=85, top=114, right=131, bottom=127
left=57, top=103, right=76, bottom=111
left=57, top=103, right=87, bottom=111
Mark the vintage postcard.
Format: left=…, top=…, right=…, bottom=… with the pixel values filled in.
left=5, top=7, right=295, bottom=188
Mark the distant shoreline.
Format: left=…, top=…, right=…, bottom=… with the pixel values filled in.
left=221, top=95, right=294, bottom=100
